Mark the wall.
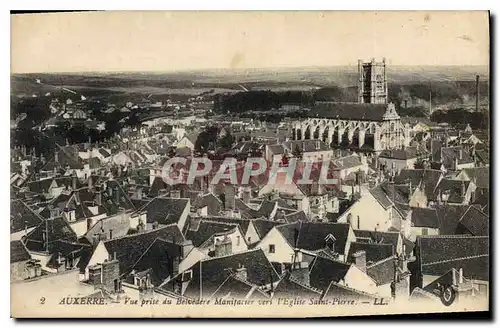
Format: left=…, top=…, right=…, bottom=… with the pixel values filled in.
left=177, top=199, right=190, bottom=232
left=337, top=193, right=391, bottom=231
left=211, top=228, right=248, bottom=255
left=10, top=227, right=36, bottom=241
left=178, top=247, right=205, bottom=275
left=409, top=227, right=439, bottom=242
left=11, top=261, right=28, bottom=282
left=29, top=252, right=52, bottom=271
left=256, top=227, right=295, bottom=264
left=245, top=221, right=261, bottom=244
left=343, top=265, right=378, bottom=295
left=409, top=187, right=428, bottom=208
left=84, top=241, right=110, bottom=281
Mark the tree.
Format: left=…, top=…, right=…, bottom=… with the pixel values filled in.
left=218, top=132, right=234, bottom=150
left=292, top=144, right=303, bottom=159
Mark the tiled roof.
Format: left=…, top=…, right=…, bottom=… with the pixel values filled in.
left=366, top=256, right=396, bottom=286
left=84, top=213, right=132, bottom=244
left=322, top=281, right=377, bottom=301
left=103, top=225, right=185, bottom=276
left=273, top=274, right=323, bottom=298
left=378, top=146, right=425, bottom=160
left=416, top=235, right=489, bottom=281
left=309, top=255, right=351, bottom=291
left=283, top=140, right=331, bottom=153
left=24, top=217, right=78, bottom=253
left=347, top=242, right=394, bottom=264
left=185, top=219, right=239, bottom=248
left=434, top=205, right=469, bottom=235
left=128, top=238, right=182, bottom=286
left=457, top=206, right=489, bottom=236
left=136, top=196, right=189, bottom=226
left=433, top=179, right=470, bottom=204
left=411, top=207, right=440, bottom=228
left=441, top=146, right=474, bottom=168
left=462, top=167, right=490, bottom=190
left=354, top=230, right=400, bottom=252
left=307, top=102, right=388, bottom=121
left=252, top=219, right=282, bottom=239
left=192, top=193, right=223, bottom=216
left=394, top=169, right=443, bottom=199
left=284, top=211, right=309, bottom=223
left=163, top=248, right=280, bottom=299
left=10, top=199, right=44, bottom=234
left=11, top=240, right=31, bottom=263
left=46, top=240, right=93, bottom=273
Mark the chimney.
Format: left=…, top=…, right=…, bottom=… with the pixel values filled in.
left=54, top=151, right=59, bottom=164
left=88, top=176, right=93, bottom=189
left=459, top=149, right=463, bottom=160
left=152, top=221, right=159, bottom=230
left=224, top=184, right=235, bottom=210
left=95, top=190, right=102, bottom=206
left=242, top=187, right=251, bottom=204
left=352, top=250, right=367, bottom=272
left=172, top=256, right=180, bottom=277
left=459, top=268, right=464, bottom=284
left=476, top=75, right=480, bottom=112
left=170, top=189, right=181, bottom=199
left=461, top=181, right=466, bottom=198
left=235, top=265, right=248, bottom=281
left=72, top=172, right=77, bottom=190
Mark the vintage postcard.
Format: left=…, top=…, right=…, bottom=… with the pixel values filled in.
left=10, top=11, right=490, bottom=318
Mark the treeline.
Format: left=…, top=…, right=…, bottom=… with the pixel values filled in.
left=430, top=108, right=488, bottom=129
left=214, top=90, right=315, bottom=112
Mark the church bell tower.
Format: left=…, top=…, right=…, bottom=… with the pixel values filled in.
left=358, top=58, right=388, bottom=104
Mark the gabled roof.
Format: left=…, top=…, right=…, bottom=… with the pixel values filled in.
left=84, top=213, right=132, bottom=244
left=434, top=205, right=469, bottom=235
left=378, top=146, right=425, bottom=160
left=354, top=229, right=400, bottom=252
left=208, top=274, right=268, bottom=300
left=322, top=281, right=377, bottom=301
left=273, top=274, right=323, bottom=299
left=333, top=155, right=362, bottom=170
left=307, top=102, right=388, bottom=121
left=461, top=167, right=490, bottom=190
left=128, top=238, right=182, bottom=286
left=11, top=240, right=31, bottom=263
left=441, top=146, right=474, bottom=167
left=457, top=206, right=489, bottom=236
left=283, top=140, right=331, bottom=153
left=137, top=196, right=189, bottom=226
left=24, top=216, right=78, bottom=253
left=46, top=240, right=93, bottom=273
left=103, top=225, right=186, bottom=276
left=185, top=219, right=239, bottom=248
left=192, top=193, right=223, bottom=216
left=411, top=207, right=440, bottom=228
left=366, top=256, right=396, bottom=286
left=394, top=169, right=443, bottom=199
left=347, top=242, right=394, bottom=264
left=416, top=235, right=489, bottom=281
left=433, top=179, right=470, bottom=204
left=309, top=255, right=352, bottom=291
left=283, top=210, right=309, bottom=223
left=10, top=199, right=44, bottom=234
left=163, top=248, right=279, bottom=299
left=252, top=219, right=282, bottom=239
left=276, top=222, right=351, bottom=254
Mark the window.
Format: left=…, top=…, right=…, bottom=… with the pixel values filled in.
left=422, top=228, right=428, bottom=236
left=236, top=236, right=240, bottom=246
left=182, top=270, right=193, bottom=282
left=269, top=244, right=275, bottom=254
left=248, top=237, right=251, bottom=243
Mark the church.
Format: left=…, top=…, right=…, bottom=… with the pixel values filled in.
left=292, top=58, right=410, bottom=152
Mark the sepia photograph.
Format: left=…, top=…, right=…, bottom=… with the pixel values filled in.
left=9, top=10, right=490, bottom=318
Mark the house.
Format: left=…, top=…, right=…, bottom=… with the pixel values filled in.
left=336, top=182, right=410, bottom=234
left=174, top=135, right=196, bottom=150
left=411, top=235, right=489, bottom=293
left=256, top=222, right=355, bottom=264
left=410, top=207, right=440, bottom=240
left=135, top=196, right=190, bottom=232
left=272, top=273, right=323, bottom=299
left=440, top=147, right=475, bottom=171
left=378, top=147, right=427, bottom=174
left=431, top=179, right=476, bottom=206
left=184, top=218, right=248, bottom=256
left=333, top=154, right=367, bottom=181
left=394, top=169, right=444, bottom=208
left=308, top=255, right=379, bottom=295
left=10, top=199, right=44, bottom=240
left=160, top=248, right=280, bottom=299
left=11, top=240, right=33, bottom=282
left=455, top=205, right=489, bottom=236
left=84, top=224, right=188, bottom=281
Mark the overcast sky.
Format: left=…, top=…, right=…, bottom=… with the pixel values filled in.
left=11, top=11, right=489, bottom=73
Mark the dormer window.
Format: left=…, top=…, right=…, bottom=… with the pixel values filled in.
left=324, top=234, right=336, bottom=252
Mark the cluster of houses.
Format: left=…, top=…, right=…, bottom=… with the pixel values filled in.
left=11, top=110, right=489, bottom=307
